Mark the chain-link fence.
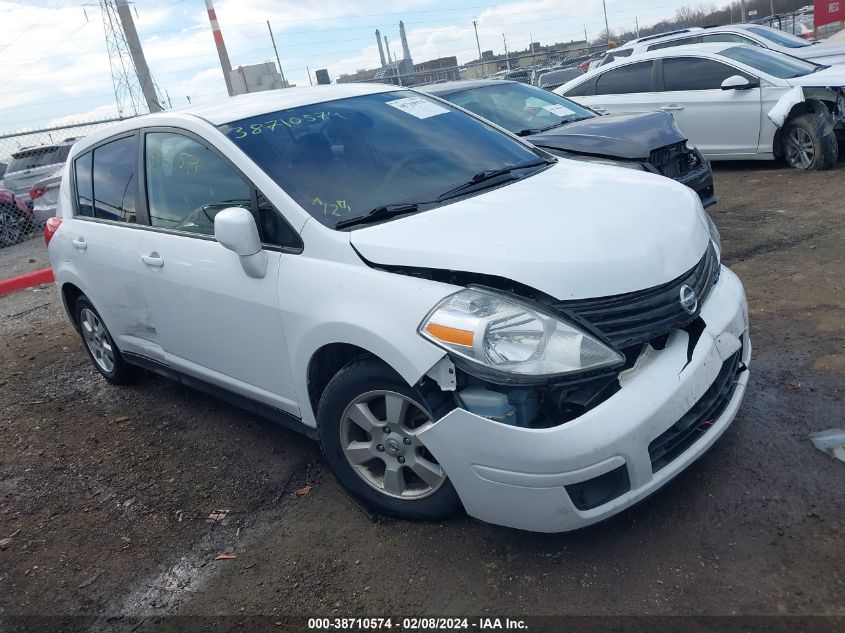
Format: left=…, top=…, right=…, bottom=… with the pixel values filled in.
left=0, top=117, right=132, bottom=251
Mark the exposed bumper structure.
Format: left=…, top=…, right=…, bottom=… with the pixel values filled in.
left=418, top=266, right=749, bottom=532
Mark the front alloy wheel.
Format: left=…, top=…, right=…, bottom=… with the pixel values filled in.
left=317, top=358, right=461, bottom=520
left=340, top=390, right=447, bottom=499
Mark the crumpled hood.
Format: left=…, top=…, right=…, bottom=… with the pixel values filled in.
left=351, top=161, right=710, bottom=300
left=526, top=111, right=687, bottom=160
left=787, top=64, right=845, bottom=87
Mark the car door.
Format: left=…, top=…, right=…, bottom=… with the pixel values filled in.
left=575, top=60, right=660, bottom=116
left=658, top=56, right=762, bottom=157
left=138, top=129, right=300, bottom=415
left=65, top=133, right=157, bottom=359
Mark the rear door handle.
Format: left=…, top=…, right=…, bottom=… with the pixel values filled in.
left=72, top=237, right=87, bottom=251
left=660, top=105, right=684, bottom=111
left=141, top=253, right=164, bottom=268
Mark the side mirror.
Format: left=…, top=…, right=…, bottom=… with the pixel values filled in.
left=214, top=207, right=267, bottom=279
left=721, top=75, right=756, bottom=90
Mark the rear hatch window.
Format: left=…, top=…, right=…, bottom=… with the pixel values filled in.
left=7, top=146, right=71, bottom=173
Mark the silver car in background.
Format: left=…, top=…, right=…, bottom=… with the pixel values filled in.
left=0, top=138, right=74, bottom=197
left=29, top=168, right=63, bottom=227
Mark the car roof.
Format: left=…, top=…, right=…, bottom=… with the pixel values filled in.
left=164, top=83, right=401, bottom=126
left=610, top=42, right=740, bottom=61
left=422, top=80, right=518, bottom=95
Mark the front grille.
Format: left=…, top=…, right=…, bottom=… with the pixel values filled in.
left=648, top=343, right=744, bottom=472
left=648, top=142, right=703, bottom=179
left=552, top=244, right=719, bottom=349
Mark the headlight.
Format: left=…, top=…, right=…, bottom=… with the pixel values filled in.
left=568, top=155, right=646, bottom=171
left=419, top=289, right=624, bottom=379
left=704, top=212, right=721, bottom=260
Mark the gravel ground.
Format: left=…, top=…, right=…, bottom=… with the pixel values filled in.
left=0, top=163, right=843, bottom=627
left=0, top=234, right=48, bottom=279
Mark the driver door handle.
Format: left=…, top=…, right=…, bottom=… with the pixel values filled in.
left=72, top=237, right=87, bottom=251
left=142, top=252, right=164, bottom=268
left=660, top=105, right=684, bottom=111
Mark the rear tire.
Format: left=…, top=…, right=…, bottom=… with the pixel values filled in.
left=74, top=296, right=140, bottom=385
left=317, top=357, right=461, bottom=521
left=782, top=112, right=838, bottom=170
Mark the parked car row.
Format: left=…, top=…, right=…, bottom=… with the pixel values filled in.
left=557, top=43, right=845, bottom=170
left=46, top=83, right=748, bottom=533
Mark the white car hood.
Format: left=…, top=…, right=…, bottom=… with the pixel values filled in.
left=790, top=42, right=845, bottom=63
left=350, top=161, right=710, bottom=300
left=787, top=64, right=845, bottom=87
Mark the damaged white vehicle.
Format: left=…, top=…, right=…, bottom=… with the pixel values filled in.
left=46, top=85, right=750, bottom=532
left=557, top=43, right=845, bottom=170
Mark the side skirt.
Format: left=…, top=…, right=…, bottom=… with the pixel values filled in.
left=123, top=352, right=317, bottom=440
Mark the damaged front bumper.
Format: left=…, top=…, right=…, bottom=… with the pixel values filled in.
left=418, top=266, right=750, bottom=532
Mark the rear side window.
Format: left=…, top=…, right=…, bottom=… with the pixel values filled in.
left=145, top=132, right=251, bottom=236
left=603, top=48, right=633, bottom=64
left=702, top=33, right=757, bottom=45
left=74, top=151, right=94, bottom=217
left=92, top=136, right=138, bottom=222
left=647, top=35, right=701, bottom=51
left=563, top=78, right=593, bottom=97
left=662, top=57, right=749, bottom=91
left=595, top=61, right=654, bottom=95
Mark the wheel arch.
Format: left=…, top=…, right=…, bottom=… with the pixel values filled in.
left=774, top=98, right=835, bottom=158
left=61, top=281, right=85, bottom=330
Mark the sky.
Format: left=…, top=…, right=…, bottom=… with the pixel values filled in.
left=0, top=0, right=724, bottom=134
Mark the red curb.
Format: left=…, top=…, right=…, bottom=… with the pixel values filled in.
left=0, top=267, right=55, bottom=297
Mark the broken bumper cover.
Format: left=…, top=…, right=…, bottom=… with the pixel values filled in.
left=418, top=266, right=749, bottom=532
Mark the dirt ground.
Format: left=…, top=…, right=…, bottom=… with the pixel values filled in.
left=1, top=161, right=843, bottom=628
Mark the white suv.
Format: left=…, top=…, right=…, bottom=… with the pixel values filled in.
left=46, top=84, right=750, bottom=532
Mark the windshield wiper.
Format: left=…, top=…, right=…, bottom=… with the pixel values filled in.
left=437, top=159, right=552, bottom=202
left=334, top=203, right=422, bottom=230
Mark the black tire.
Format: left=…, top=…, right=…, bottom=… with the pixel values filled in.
left=782, top=112, right=838, bottom=170
left=0, top=204, right=28, bottom=248
left=317, top=357, right=461, bottom=521
left=74, top=296, right=141, bottom=385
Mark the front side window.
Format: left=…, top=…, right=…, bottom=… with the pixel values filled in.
left=145, top=132, right=251, bottom=235
left=702, top=33, right=758, bottom=45
left=563, top=78, right=593, bottom=97
left=445, top=83, right=594, bottom=135
left=92, top=136, right=138, bottom=222
left=719, top=46, right=819, bottom=78
left=595, top=61, right=654, bottom=95
left=662, top=57, right=751, bottom=91
left=219, top=91, right=545, bottom=229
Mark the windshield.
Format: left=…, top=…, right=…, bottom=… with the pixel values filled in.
left=746, top=25, right=810, bottom=48
left=720, top=45, right=820, bottom=78
left=442, top=83, right=594, bottom=135
left=220, top=91, right=546, bottom=229
left=7, top=145, right=71, bottom=174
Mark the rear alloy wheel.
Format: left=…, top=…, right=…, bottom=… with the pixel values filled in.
left=74, top=296, right=140, bottom=385
left=0, top=205, right=26, bottom=248
left=317, top=358, right=461, bottom=520
left=783, top=112, right=838, bottom=170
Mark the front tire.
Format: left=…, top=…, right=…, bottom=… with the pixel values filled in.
left=74, top=296, right=140, bottom=385
left=317, top=358, right=461, bottom=520
left=782, top=112, right=838, bottom=170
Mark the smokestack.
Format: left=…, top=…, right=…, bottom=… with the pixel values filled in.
left=384, top=36, right=393, bottom=64
left=399, top=20, right=411, bottom=61
left=375, top=29, right=386, bottom=67
left=204, top=0, right=234, bottom=96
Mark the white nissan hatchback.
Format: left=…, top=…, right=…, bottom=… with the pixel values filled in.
left=46, top=84, right=750, bottom=532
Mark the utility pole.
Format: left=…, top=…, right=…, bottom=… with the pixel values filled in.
left=770, top=0, right=775, bottom=17
left=602, top=0, right=610, bottom=42
left=306, top=66, right=313, bottom=86
left=635, top=16, right=640, bottom=37
left=584, top=25, right=588, bottom=43
left=204, top=0, right=234, bottom=96
left=267, top=21, right=287, bottom=88
left=113, top=0, right=161, bottom=112
left=740, top=0, right=747, bottom=21
left=502, top=33, right=510, bottom=70
left=472, top=20, right=482, bottom=60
